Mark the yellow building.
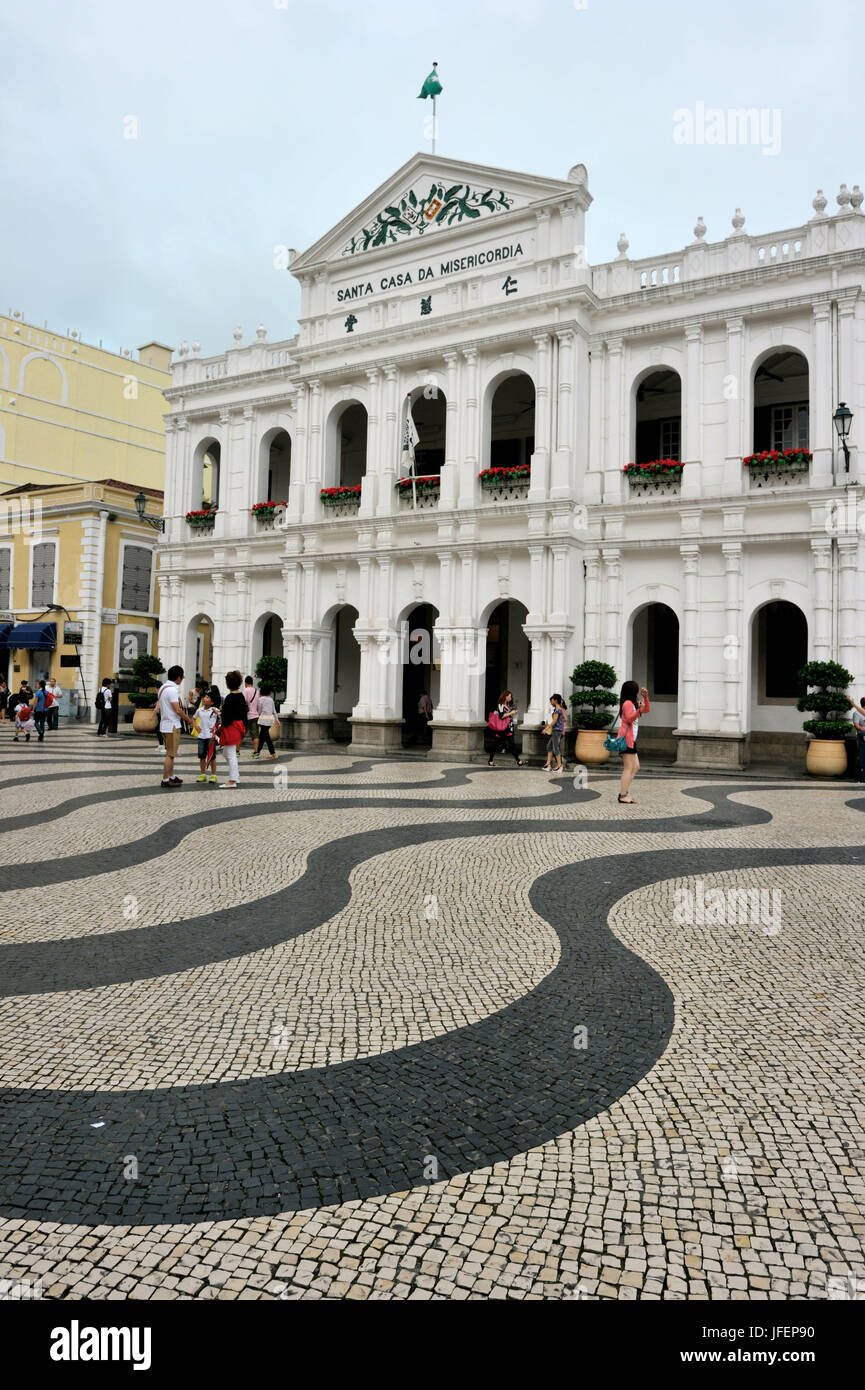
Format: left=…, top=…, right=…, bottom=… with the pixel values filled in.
left=0, top=314, right=173, bottom=717
left=0, top=479, right=165, bottom=719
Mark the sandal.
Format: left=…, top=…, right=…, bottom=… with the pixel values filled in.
left=618, top=794, right=636, bottom=804
left=488, top=760, right=495, bottom=767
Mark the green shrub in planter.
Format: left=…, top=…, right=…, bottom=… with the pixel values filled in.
left=569, top=659, right=618, bottom=730
left=797, top=660, right=853, bottom=738
left=128, top=691, right=158, bottom=709
left=255, top=654, right=288, bottom=703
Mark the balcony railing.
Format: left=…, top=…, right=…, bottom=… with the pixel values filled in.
left=478, top=466, right=531, bottom=502
left=396, top=475, right=441, bottom=510
left=744, top=449, right=811, bottom=490
left=320, top=484, right=362, bottom=518
left=623, top=460, right=683, bottom=498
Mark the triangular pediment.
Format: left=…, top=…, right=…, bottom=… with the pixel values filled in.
left=291, top=153, right=584, bottom=272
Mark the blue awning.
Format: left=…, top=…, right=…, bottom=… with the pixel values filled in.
left=0, top=623, right=12, bottom=648
left=2, top=622, right=57, bottom=650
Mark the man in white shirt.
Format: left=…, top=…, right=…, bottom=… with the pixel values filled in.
left=158, top=664, right=192, bottom=788
left=849, top=694, right=865, bottom=782
left=46, top=676, right=62, bottom=731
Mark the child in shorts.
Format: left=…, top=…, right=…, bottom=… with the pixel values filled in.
left=193, top=692, right=220, bottom=783
left=14, top=698, right=35, bottom=742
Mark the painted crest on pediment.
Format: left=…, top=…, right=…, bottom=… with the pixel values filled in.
left=342, top=181, right=514, bottom=256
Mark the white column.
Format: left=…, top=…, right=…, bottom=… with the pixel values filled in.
left=527, top=543, right=546, bottom=627
left=212, top=410, right=231, bottom=540
left=210, top=572, right=232, bottom=678
left=303, top=378, right=323, bottom=521
left=528, top=333, right=551, bottom=502
left=359, top=368, right=380, bottom=519
left=810, top=538, right=832, bottom=659
left=838, top=299, right=858, bottom=476
left=723, top=317, right=746, bottom=494
left=288, top=383, right=308, bottom=522
left=376, top=364, right=399, bottom=516
left=838, top=537, right=858, bottom=677
left=721, top=541, right=743, bottom=731
left=678, top=545, right=700, bottom=731
left=602, top=546, right=622, bottom=670
left=439, top=351, right=459, bottom=508
left=551, top=329, right=574, bottom=498
left=681, top=325, right=702, bottom=500
left=811, top=306, right=833, bottom=488
left=584, top=345, right=604, bottom=506
left=584, top=549, right=601, bottom=659
left=458, top=348, right=479, bottom=507
left=603, top=336, right=625, bottom=504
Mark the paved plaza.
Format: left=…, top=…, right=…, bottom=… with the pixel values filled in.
left=0, top=727, right=863, bottom=1301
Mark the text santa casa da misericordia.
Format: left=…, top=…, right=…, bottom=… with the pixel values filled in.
left=336, top=243, right=524, bottom=302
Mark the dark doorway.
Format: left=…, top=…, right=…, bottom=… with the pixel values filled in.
left=401, top=604, right=439, bottom=746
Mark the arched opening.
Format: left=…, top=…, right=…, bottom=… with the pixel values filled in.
left=489, top=373, right=535, bottom=470
left=631, top=602, right=679, bottom=755
left=400, top=602, right=440, bottom=745
left=750, top=600, right=808, bottom=758
left=261, top=429, right=291, bottom=502
left=752, top=350, right=809, bottom=451
left=183, top=614, right=214, bottom=690
left=484, top=600, right=531, bottom=724
left=634, top=369, right=681, bottom=463
left=331, top=604, right=361, bottom=741
left=335, top=403, right=368, bottom=488
left=192, top=438, right=221, bottom=510
left=404, top=388, right=446, bottom=476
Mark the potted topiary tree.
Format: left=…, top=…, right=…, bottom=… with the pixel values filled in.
left=255, top=654, right=287, bottom=705
left=798, top=659, right=853, bottom=777
left=127, top=652, right=165, bottom=733
left=570, top=659, right=619, bottom=765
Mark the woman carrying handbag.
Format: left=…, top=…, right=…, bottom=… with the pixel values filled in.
left=218, top=670, right=248, bottom=787
left=609, top=680, right=650, bottom=804
left=487, top=690, right=524, bottom=767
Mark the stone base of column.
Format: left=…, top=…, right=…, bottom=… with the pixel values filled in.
left=519, top=725, right=549, bottom=762
left=431, top=721, right=487, bottom=758
left=674, top=730, right=749, bottom=771
left=348, top=717, right=404, bottom=754
left=281, top=714, right=335, bottom=748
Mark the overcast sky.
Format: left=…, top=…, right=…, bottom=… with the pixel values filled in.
left=1, top=0, right=860, bottom=358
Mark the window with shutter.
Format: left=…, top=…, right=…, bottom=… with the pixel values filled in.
left=31, top=542, right=55, bottom=607
left=120, top=545, right=153, bottom=613
left=0, top=549, right=10, bottom=608
left=118, top=629, right=149, bottom=665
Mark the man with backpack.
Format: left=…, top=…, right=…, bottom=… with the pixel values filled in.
left=95, top=678, right=112, bottom=734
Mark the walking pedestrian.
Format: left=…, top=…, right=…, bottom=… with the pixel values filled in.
left=33, top=679, right=48, bottom=742
left=848, top=694, right=865, bottom=781
left=244, top=676, right=261, bottom=757
left=543, top=693, right=567, bottom=774
left=617, top=680, right=650, bottom=805
left=13, top=694, right=35, bottom=742
left=45, top=676, right=62, bottom=730
left=255, top=686, right=279, bottom=760
left=157, top=664, right=193, bottom=788
left=487, top=690, right=524, bottom=767
left=95, top=678, right=113, bottom=735
left=0, top=678, right=8, bottom=722
left=417, top=690, right=433, bottom=746
left=219, top=671, right=248, bottom=787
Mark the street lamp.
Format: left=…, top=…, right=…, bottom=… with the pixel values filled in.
left=134, top=490, right=165, bottom=532
left=833, top=402, right=853, bottom=472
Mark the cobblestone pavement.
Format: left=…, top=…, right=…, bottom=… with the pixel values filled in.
left=0, top=727, right=863, bottom=1300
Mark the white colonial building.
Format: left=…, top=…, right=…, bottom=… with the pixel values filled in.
left=158, top=154, right=865, bottom=768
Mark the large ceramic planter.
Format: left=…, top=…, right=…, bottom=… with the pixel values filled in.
left=132, top=707, right=158, bottom=734
left=574, top=728, right=610, bottom=766
left=805, top=738, right=847, bottom=778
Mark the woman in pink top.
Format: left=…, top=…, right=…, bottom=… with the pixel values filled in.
left=617, top=679, right=650, bottom=805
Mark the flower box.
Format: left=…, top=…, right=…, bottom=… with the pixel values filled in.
left=320, top=485, right=362, bottom=511
left=396, top=475, right=441, bottom=510
left=743, top=449, right=811, bottom=470
left=251, top=500, right=287, bottom=528
left=479, top=466, right=531, bottom=489
left=185, top=508, right=216, bottom=530
left=623, top=459, right=684, bottom=479
left=744, top=448, right=811, bottom=490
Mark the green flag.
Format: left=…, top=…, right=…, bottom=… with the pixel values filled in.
left=418, top=64, right=442, bottom=100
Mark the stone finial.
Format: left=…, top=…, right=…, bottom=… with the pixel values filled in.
left=567, top=163, right=588, bottom=185
left=177, top=340, right=189, bottom=358
left=256, top=324, right=267, bottom=341
left=851, top=184, right=863, bottom=210
left=731, top=208, right=745, bottom=232
left=233, top=325, right=243, bottom=346
left=837, top=183, right=852, bottom=209
left=693, top=216, right=707, bottom=241
left=812, top=188, right=827, bottom=217
left=191, top=340, right=200, bottom=356
left=616, top=231, right=629, bottom=258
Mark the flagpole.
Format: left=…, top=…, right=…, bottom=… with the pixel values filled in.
left=432, top=95, right=436, bottom=155
left=408, top=394, right=417, bottom=511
